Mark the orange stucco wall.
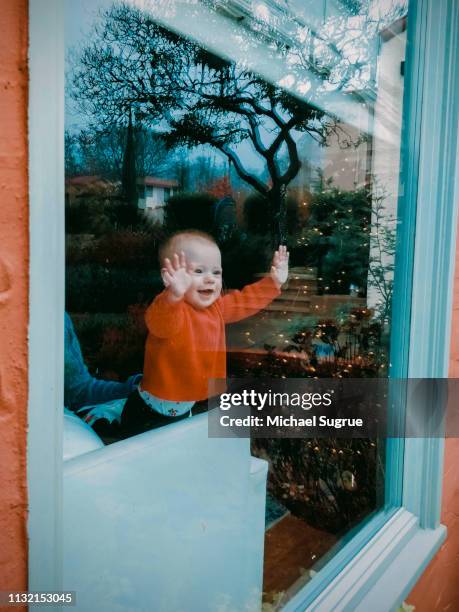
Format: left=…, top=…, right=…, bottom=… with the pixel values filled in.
left=0, top=0, right=29, bottom=594
left=408, top=235, right=459, bottom=610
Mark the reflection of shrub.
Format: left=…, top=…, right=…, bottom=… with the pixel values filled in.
left=96, top=304, right=147, bottom=379
left=71, top=312, right=127, bottom=372
left=66, top=264, right=163, bottom=313
left=228, top=348, right=378, bottom=379
left=220, top=231, right=271, bottom=289
left=66, top=228, right=166, bottom=268
left=72, top=306, right=147, bottom=379
left=66, top=197, right=119, bottom=236
left=228, top=305, right=387, bottom=378
left=226, top=302, right=385, bottom=534
left=165, top=192, right=217, bottom=233
left=227, top=350, right=382, bottom=533
left=108, top=203, right=142, bottom=230
left=299, top=187, right=372, bottom=295
left=66, top=234, right=96, bottom=265
left=91, top=230, right=163, bottom=267
left=66, top=201, right=95, bottom=234
left=243, top=193, right=299, bottom=236
left=66, top=199, right=145, bottom=237
left=252, top=436, right=381, bottom=534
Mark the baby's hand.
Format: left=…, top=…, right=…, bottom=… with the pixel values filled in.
left=162, top=251, right=192, bottom=301
left=270, top=245, right=289, bottom=288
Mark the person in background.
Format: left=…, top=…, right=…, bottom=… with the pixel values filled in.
left=64, top=312, right=141, bottom=435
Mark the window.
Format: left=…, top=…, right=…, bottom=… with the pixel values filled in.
left=28, top=0, right=459, bottom=607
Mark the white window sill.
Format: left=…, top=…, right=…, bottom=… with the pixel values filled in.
left=285, top=508, right=445, bottom=611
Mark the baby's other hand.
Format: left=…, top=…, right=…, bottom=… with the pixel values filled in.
left=270, top=245, right=289, bottom=288
left=162, top=251, right=192, bottom=301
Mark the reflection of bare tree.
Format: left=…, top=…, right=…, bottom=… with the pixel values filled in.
left=70, top=4, right=357, bottom=242
left=287, top=16, right=376, bottom=93
left=65, top=125, right=170, bottom=180
left=233, top=0, right=408, bottom=93
left=212, top=0, right=407, bottom=99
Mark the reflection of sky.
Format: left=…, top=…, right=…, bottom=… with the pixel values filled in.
left=65, top=0, right=113, bottom=130
left=64, top=0, right=111, bottom=49
left=65, top=0, right=406, bottom=178
left=65, top=0, right=322, bottom=176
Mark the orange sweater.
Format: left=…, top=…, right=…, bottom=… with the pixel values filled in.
left=142, top=276, right=280, bottom=401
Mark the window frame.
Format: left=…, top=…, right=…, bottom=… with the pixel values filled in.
left=28, top=0, right=64, bottom=594
left=27, top=0, right=458, bottom=608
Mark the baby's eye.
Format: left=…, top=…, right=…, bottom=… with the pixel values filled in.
left=213, top=270, right=222, bottom=276
left=194, top=268, right=203, bottom=274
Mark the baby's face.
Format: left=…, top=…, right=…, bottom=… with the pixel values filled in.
left=181, top=239, right=223, bottom=309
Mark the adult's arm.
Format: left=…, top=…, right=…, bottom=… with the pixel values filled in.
left=64, top=313, right=141, bottom=411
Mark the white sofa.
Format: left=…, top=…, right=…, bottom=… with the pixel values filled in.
left=63, top=411, right=268, bottom=611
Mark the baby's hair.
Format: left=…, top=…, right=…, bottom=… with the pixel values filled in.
left=158, top=229, right=218, bottom=264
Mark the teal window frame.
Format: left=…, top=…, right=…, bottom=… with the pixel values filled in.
left=27, top=0, right=458, bottom=608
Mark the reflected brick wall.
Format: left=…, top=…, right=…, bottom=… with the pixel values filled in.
left=0, top=0, right=29, bottom=593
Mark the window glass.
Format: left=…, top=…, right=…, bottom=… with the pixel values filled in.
left=65, top=0, right=409, bottom=606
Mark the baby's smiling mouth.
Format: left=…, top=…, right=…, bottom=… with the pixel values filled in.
left=198, top=289, right=214, bottom=296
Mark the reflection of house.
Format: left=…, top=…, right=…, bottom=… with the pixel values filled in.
left=367, top=18, right=406, bottom=318
left=319, top=16, right=406, bottom=315
left=322, top=90, right=374, bottom=190
left=137, top=176, right=178, bottom=222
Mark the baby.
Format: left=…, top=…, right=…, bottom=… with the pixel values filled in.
left=121, top=230, right=288, bottom=434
